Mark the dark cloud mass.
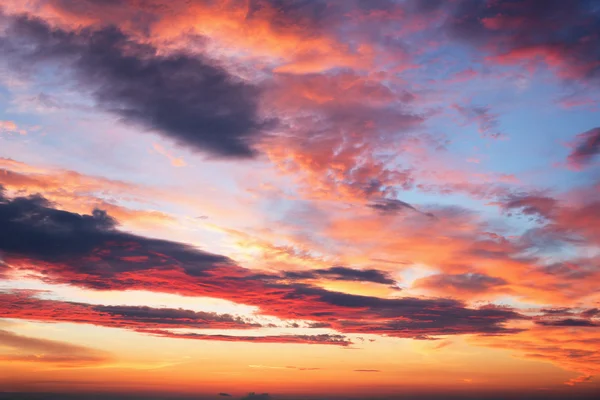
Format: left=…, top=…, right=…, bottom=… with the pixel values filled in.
left=537, top=318, right=598, bottom=327
left=138, top=330, right=352, bottom=346
left=283, top=266, right=397, bottom=285
left=567, top=127, right=600, bottom=169
left=0, top=290, right=259, bottom=331
left=0, top=189, right=234, bottom=284
left=0, top=290, right=355, bottom=346
left=416, top=273, right=507, bottom=293
left=535, top=308, right=600, bottom=327
left=0, top=190, right=524, bottom=339
left=502, top=193, right=558, bottom=220
left=412, top=0, right=600, bottom=83
left=367, top=198, right=418, bottom=214
left=246, top=0, right=334, bottom=33
left=0, top=14, right=269, bottom=158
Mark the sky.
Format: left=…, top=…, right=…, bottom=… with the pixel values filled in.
left=0, top=0, right=599, bottom=399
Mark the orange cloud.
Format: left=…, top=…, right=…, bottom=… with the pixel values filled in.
left=472, top=324, right=600, bottom=386
left=0, top=328, right=111, bottom=368
left=0, top=120, right=27, bottom=135
left=0, top=158, right=175, bottom=229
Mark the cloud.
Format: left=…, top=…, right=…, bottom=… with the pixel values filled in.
left=0, top=290, right=259, bottom=331
left=0, top=162, right=176, bottom=228
left=0, top=120, right=27, bottom=135
left=426, top=0, right=600, bottom=83
left=137, top=330, right=352, bottom=346
left=259, top=285, right=524, bottom=337
left=0, top=188, right=234, bottom=284
left=512, top=194, right=600, bottom=254
left=263, top=71, right=422, bottom=202
left=582, top=308, right=600, bottom=318
left=367, top=198, right=434, bottom=218
left=567, top=127, right=600, bottom=170
left=537, top=319, right=598, bottom=327
left=565, top=375, right=593, bottom=386
left=283, top=266, right=397, bottom=285
left=472, top=324, right=600, bottom=386
left=0, top=14, right=270, bottom=158
left=501, top=194, right=558, bottom=220
left=0, top=291, right=353, bottom=346
left=0, top=328, right=110, bottom=367
left=0, top=191, right=525, bottom=339
left=415, top=273, right=508, bottom=294
left=6, top=2, right=427, bottom=204
left=535, top=308, right=599, bottom=327
left=452, top=104, right=502, bottom=139
left=285, top=366, right=321, bottom=371
left=367, top=198, right=418, bottom=214
left=27, top=0, right=372, bottom=74
left=218, top=394, right=232, bottom=397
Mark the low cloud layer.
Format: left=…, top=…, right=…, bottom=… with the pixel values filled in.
left=0, top=190, right=523, bottom=339
left=0, top=328, right=110, bottom=367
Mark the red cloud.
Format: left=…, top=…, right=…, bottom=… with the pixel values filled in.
left=0, top=192, right=524, bottom=340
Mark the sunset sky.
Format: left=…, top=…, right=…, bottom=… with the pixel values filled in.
left=0, top=1, right=599, bottom=399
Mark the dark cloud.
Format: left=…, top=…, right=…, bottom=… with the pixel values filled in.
left=0, top=14, right=270, bottom=158
left=537, top=318, right=598, bottom=327
left=540, top=262, right=596, bottom=280
left=0, top=291, right=353, bottom=346
left=367, top=198, right=418, bottom=214
left=281, top=285, right=524, bottom=336
left=0, top=191, right=524, bottom=339
left=412, top=0, right=600, bottom=83
left=91, top=304, right=259, bottom=328
left=540, top=307, right=575, bottom=316
left=567, top=127, right=600, bottom=169
left=367, top=198, right=434, bottom=218
left=218, top=393, right=232, bottom=397
left=0, top=290, right=259, bottom=331
left=416, top=273, right=507, bottom=293
left=535, top=307, right=600, bottom=327
left=307, top=322, right=331, bottom=328
left=138, top=330, right=352, bottom=346
left=0, top=188, right=234, bottom=285
left=246, top=0, right=335, bottom=34
left=240, top=394, right=272, bottom=400
left=581, top=308, right=600, bottom=318
left=283, top=266, right=397, bottom=285
left=315, top=266, right=396, bottom=285
left=502, top=194, right=558, bottom=220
